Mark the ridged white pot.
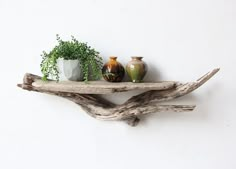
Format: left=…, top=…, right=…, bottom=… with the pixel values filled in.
left=57, top=58, right=83, bottom=81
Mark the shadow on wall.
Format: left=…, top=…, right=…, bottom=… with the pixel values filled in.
left=143, top=62, right=163, bottom=82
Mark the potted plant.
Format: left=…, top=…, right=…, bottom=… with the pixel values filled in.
left=40, top=34, right=103, bottom=81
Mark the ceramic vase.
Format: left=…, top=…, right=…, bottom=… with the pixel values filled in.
left=126, top=57, right=147, bottom=83
left=102, top=56, right=125, bottom=82
left=57, top=58, right=83, bottom=81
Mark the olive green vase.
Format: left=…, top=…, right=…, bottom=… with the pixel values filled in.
left=102, top=56, right=125, bottom=82
left=126, top=57, right=147, bottom=83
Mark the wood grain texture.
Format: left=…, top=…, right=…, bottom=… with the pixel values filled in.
left=32, top=80, right=176, bottom=94
left=17, top=68, right=220, bottom=126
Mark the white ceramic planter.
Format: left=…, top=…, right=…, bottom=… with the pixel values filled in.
left=57, top=58, right=83, bottom=81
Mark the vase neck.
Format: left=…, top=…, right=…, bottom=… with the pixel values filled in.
left=109, top=56, right=117, bottom=61
left=131, top=56, right=143, bottom=61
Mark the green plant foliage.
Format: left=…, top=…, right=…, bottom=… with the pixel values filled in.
left=40, top=34, right=103, bottom=82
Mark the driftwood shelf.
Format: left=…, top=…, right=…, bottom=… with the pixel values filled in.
left=17, top=68, right=220, bottom=126
left=32, top=80, right=176, bottom=94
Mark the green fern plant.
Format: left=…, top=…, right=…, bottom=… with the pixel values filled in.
left=40, top=35, right=103, bottom=81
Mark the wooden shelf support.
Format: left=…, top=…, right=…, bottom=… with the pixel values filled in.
left=17, top=68, right=220, bottom=126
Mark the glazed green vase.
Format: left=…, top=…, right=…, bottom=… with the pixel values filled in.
left=102, top=56, right=125, bottom=82
left=126, top=57, right=147, bottom=83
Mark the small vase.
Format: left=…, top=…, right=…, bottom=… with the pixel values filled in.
left=57, top=58, right=83, bottom=81
left=102, top=56, right=125, bottom=82
left=126, top=57, right=147, bottom=83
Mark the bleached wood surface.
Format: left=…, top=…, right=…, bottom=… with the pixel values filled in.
left=17, top=68, right=220, bottom=126
left=32, top=80, right=176, bottom=94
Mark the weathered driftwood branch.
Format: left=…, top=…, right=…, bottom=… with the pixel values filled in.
left=17, top=68, right=219, bottom=126
left=32, top=79, right=176, bottom=94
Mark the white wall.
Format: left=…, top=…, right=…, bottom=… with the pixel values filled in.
left=0, top=0, right=235, bottom=168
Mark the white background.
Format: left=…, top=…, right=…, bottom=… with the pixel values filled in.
left=0, top=0, right=235, bottom=169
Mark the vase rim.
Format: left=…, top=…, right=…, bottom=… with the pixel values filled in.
left=131, top=56, right=143, bottom=60
left=110, top=56, right=117, bottom=60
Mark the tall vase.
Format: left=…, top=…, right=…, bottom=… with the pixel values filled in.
left=126, top=57, right=147, bottom=83
left=102, top=56, right=125, bottom=82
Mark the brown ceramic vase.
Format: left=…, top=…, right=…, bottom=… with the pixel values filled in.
left=102, top=56, right=125, bottom=82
